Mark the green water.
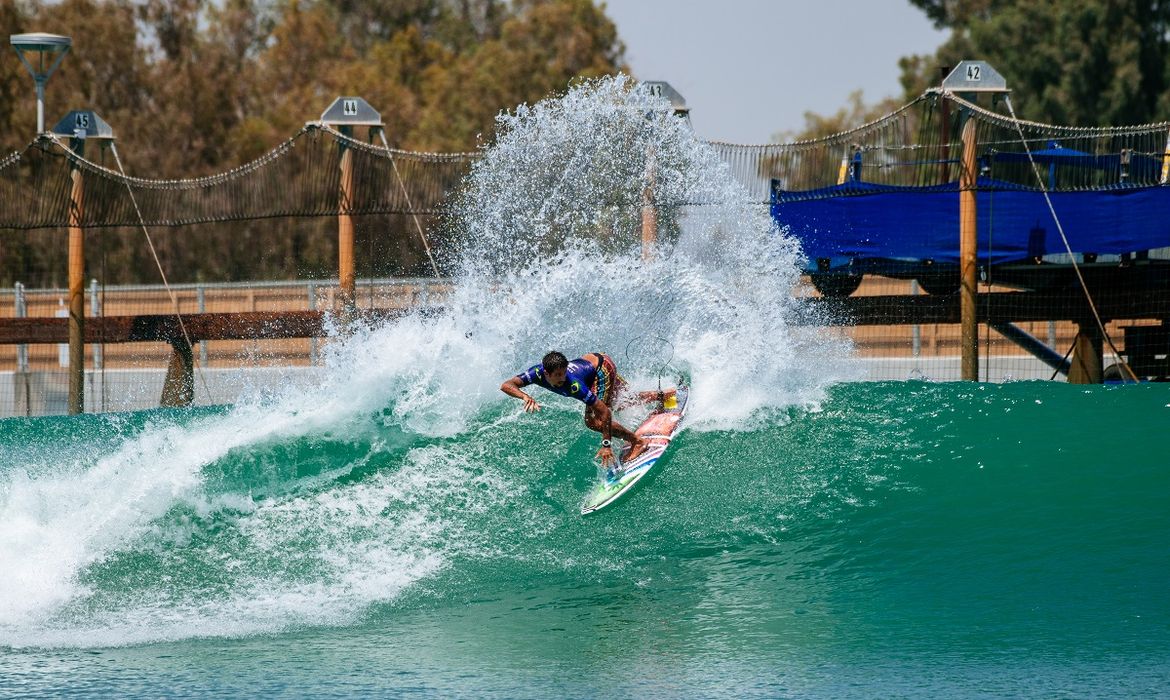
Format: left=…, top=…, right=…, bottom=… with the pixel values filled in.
left=1, top=380, right=1167, bottom=698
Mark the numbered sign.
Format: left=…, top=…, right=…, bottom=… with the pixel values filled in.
left=641, top=81, right=689, bottom=116
left=49, top=110, right=114, bottom=140
left=319, top=97, right=383, bottom=126
left=941, top=61, right=1008, bottom=93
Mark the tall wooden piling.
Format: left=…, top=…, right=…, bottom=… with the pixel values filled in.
left=939, top=62, right=1009, bottom=381
left=318, top=98, right=383, bottom=314
left=338, top=135, right=356, bottom=311
left=638, top=82, right=689, bottom=262
left=67, top=140, right=85, bottom=413
left=52, top=110, right=115, bottom=414
left=959, top=117, right=979, bottom=381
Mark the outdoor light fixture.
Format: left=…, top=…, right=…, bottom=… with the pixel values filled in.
left=10, top=32, right=72, bottom=134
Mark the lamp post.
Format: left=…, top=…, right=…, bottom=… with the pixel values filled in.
left=10, top=33, right=72, bottom=134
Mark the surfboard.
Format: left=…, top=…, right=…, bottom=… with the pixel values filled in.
left=581, top=384, right=689, bottom=515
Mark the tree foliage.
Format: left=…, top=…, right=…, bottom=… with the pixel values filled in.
left=0, top=0, right=626, bottom=170
left=0, top=0, right=625, bottom=285
left=783, top=0, right=1170, bottom=143
left=775, top=90, right=905, bottom=144
left=904, top=0, right=1170, bottom=126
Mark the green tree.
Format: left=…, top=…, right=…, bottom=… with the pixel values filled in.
left=776, top=1, right=1170, bottom=145
left=7, top=0, right=151, bottom=150
left=774, top=90, right=904, bottom=143
left=903, top=0, right=1170, bottom=126
left=0, top=0, right=627, bottom=285
left=0, top=0, right=31, bottom=144
left=412, top=0, right=625, bottom=150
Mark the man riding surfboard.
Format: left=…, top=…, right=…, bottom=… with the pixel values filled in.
left=501, top=351, right=647, bottom=467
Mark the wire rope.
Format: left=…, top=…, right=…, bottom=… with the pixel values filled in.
left=999, top=96, right=1138, bottom=382
left=105, top=141, right=213, bottom=402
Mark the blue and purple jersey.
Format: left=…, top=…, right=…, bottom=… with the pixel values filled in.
left=516, top=357, right=601, bottom=406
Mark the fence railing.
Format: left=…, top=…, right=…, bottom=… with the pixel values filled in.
left=4, top=274, right=1163, bottom=417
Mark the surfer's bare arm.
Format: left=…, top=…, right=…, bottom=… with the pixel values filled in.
left=501, top=377, right=540, bottom=412
left=590, top=402, right=617, bottom=466
left=592, top=401, right=613, bottom=441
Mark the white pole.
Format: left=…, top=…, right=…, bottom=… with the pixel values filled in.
left=35, top=79, right=44, bottom=133
left=197, top=285, right=207, bottom=366
left=89, top=278, right=101, bottom=370
left=308, top=282, right=318, bottom=365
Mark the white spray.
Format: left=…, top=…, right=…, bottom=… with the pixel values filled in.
left=0, top=75, right=853, bottom=646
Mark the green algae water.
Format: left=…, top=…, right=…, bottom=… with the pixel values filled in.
left=3, top=77, right=1168, bottom=697
left=2, top=382, right=1168, bottom=697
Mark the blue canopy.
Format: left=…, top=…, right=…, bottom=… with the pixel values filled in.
left=771, top=178, right=1170, bottom=265
left=987, top=146, right=1162, bottom=181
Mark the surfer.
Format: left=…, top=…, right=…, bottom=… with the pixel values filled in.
left=501, top=351, right=647, bottom=467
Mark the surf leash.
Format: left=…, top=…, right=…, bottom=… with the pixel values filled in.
left=625, top=333, right=675, bottom=393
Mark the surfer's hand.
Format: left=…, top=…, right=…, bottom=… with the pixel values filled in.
left=597, top=446, right=615, bottom=467
left=523, top=394, right=540, bottom=412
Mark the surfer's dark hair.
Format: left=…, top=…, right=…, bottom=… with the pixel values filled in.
left=542, top=351, right=569, bottom=373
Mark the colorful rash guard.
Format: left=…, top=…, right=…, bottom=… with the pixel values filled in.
left=516, top=357, right=600, bottom=406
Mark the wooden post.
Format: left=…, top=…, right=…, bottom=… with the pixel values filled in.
left=1068, top=322, right=1103, bottom=384
left=161, top=337, right=195, bottom=406
left=320, top=97, right=381, bottom=311
left=641, top=152, right=657, bottom=261
left=338, top=131, right=356, bottom=312
left=959, top=117, right=979, bottom=381
left=67, top=140, right=85, bottom=414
